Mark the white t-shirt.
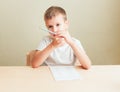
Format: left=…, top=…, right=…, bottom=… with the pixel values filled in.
left=36, top=36, right=85, bottom=66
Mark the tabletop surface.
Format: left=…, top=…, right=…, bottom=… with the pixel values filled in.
left=0, top=65, right=120, bottom=92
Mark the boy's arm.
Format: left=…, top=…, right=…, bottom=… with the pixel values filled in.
left=32, top=38, right=65, bottom=68
left=57, top=30, right=91, bottom=69
left=69, top=41, right=91, bottom=69
left=32, top=43, right=54, bottom=68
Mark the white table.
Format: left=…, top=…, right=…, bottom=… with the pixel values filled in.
left=0, top=65, right=120, bottom=92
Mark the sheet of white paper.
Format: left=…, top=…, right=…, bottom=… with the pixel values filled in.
left=49, top=66, right=82, bottom=81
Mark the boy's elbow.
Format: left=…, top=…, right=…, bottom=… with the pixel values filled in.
left=82, top=63, right=91, bottom=70
left=31, top=60, right=40, bottom=68
left=82, top=65, right=91, bottom=70
left=85, top=65, right=91, bottom=70
left=31, top=59, right=43, bottom=68
left=31, top=62, right=38, bottom=68
left=32, top=64, right=39, bottom=68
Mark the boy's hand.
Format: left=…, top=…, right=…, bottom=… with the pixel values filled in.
left=51, top=37, right=65, bottom=48
left=55, top=30, right=73, bottom=44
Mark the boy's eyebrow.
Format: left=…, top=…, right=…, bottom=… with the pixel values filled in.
left=40, top=27, right=56, bottom=34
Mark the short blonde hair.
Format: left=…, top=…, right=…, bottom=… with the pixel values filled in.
left=44, top=6, right=67, bottom=21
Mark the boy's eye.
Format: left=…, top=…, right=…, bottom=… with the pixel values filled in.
left=48, top=26, right=52, bottom=28
left=56, top=24, right=60, bottom=26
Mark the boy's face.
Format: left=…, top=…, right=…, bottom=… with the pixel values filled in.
left=45, top=14, right=68, bottom=35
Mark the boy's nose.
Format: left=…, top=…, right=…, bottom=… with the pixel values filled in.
left=52, top=27, right=58, bottom=32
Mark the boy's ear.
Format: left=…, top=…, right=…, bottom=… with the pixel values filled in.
left=65, top=20, right=69, bottom=29
left=65, top=20, right=69, bottom=25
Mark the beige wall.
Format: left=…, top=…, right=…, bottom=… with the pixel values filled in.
left=0, top=0, right=120, bottom=65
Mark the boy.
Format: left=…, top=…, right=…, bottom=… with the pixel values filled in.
left=32, top=6, right=91, bottom=69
